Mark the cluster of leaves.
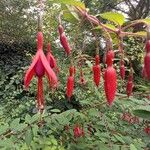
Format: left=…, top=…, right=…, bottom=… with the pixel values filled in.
left=1, top=0, right=150, bottom=149
left=0, top=55, right=150, bottom=149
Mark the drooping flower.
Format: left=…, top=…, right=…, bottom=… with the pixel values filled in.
left=46, top=43, right=57, bottom=69
left=144, top=40, right=150, bottom=80
left=144, top=52, right=150, bottom=80
left=24, top=32, right=58, bottom=109
left=104, top=50, right=117, bottom=106
left=93, top=55, right=101, bottom=87
left=58, top=24, right=71, bottom=55
left=142, top=66, right=147, bottom=79
left=46, top=42, right=60, bottom=75
left=144, top=127, right=150, bottom=135
left=66, top=76, right=74, bottom=100
left=73, top=125, right=84, bottom=138
left=126, top=73, right=134, bottom=97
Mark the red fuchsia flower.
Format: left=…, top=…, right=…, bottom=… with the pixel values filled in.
left=104, top=50, right=117, bottom=106
left=58, top=24, right=71, bottom=56
left=142, top=66, right=147, bottom=79
left=46, top=43, right=57, bottom=69
left=73, top=125, right=84, bottom=138
left=93, top=55, right=101, bottom=87
left=144, top=127, right=150, bottom=135
left=24, top=32, right=58, bottom=110
left=66, top=66, right=75, bottom=100
left=144, top=40, right=150, bottom=80
left=66, top=76, right=74, bottom=100
left=126, top=72, right=134, bottom=97
left=46, top=42, right=59, bottom=74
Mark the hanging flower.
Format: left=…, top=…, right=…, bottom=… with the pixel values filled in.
left=126, top=73, right=134, bottom=97
left=104, top=50, right=117, bottom=106
left=73, top=124, right=84, bottom=138
left=46, top=42, right=57, bottom=69
left=58, top=24, right=71, bottom=55
left=24, top=32, right=58, bottom=109
left=92, top=55, right=101, bottom=87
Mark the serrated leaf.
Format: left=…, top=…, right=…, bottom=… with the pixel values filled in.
left=48, top=0, right=85, bottom=9
left=99, top=12, right=125, bottom=26
left=56, top=115, right=69, bottom=125
left=31, top=114, right=40, bottom=123
left=10, top=118, right=20, bottom=130
left=15, top=123, right=27, bottom=132
left=25, top=114, right=32, bottom=124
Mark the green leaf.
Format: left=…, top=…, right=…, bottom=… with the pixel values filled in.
left=31, top=114, right=40, bottom=123
left=25, top=128, right=33, bottom=146
left=63, top=5, right=80, bottom=23
left=88, top=108, right=99, bottom=117
left=25, top=114, right=32, bottom=124
left=50, top=109, right=61, bottom=113
left=32, top=124, right=39, bottom=136
left=133, top=109, right=150, bottom=120
left=0, top=124, right=9, bottom=135
left=99, top=12, right=125, bottom=26
left=15, top=123, right=27, bottom=132
left=98, top=142, right=110, bottom=150
left=10, top=118, right=20, bottom=130
left=130, top=144, right=137, bottom=150
left=48, top=0, right=85, bottom=9
left=0, top=139, right=14, bottom=149
left=114, top=134, right=125, bottom=144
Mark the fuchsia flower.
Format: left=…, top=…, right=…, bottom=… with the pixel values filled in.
left=24, top=32, right=58, bottom=109
left=73, top=125, right=84, bottom=138
left=46, top=43, right=57, bottom=69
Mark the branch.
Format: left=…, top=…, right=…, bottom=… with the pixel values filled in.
left=121, top=31, right=146, bottom=38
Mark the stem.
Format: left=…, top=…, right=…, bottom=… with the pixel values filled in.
left=89, top=21, right=99, bottom=55
left=38, top=12, right=43, bottom=31
left=37, top=77, right=44, bottom=112
left=38, top=0, right=44, bottom=31
left=122, top=20, right=149, bottom=31
left=121, top=31, right=146, bottom=37
left=147, top=25, right=150, bottom=40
